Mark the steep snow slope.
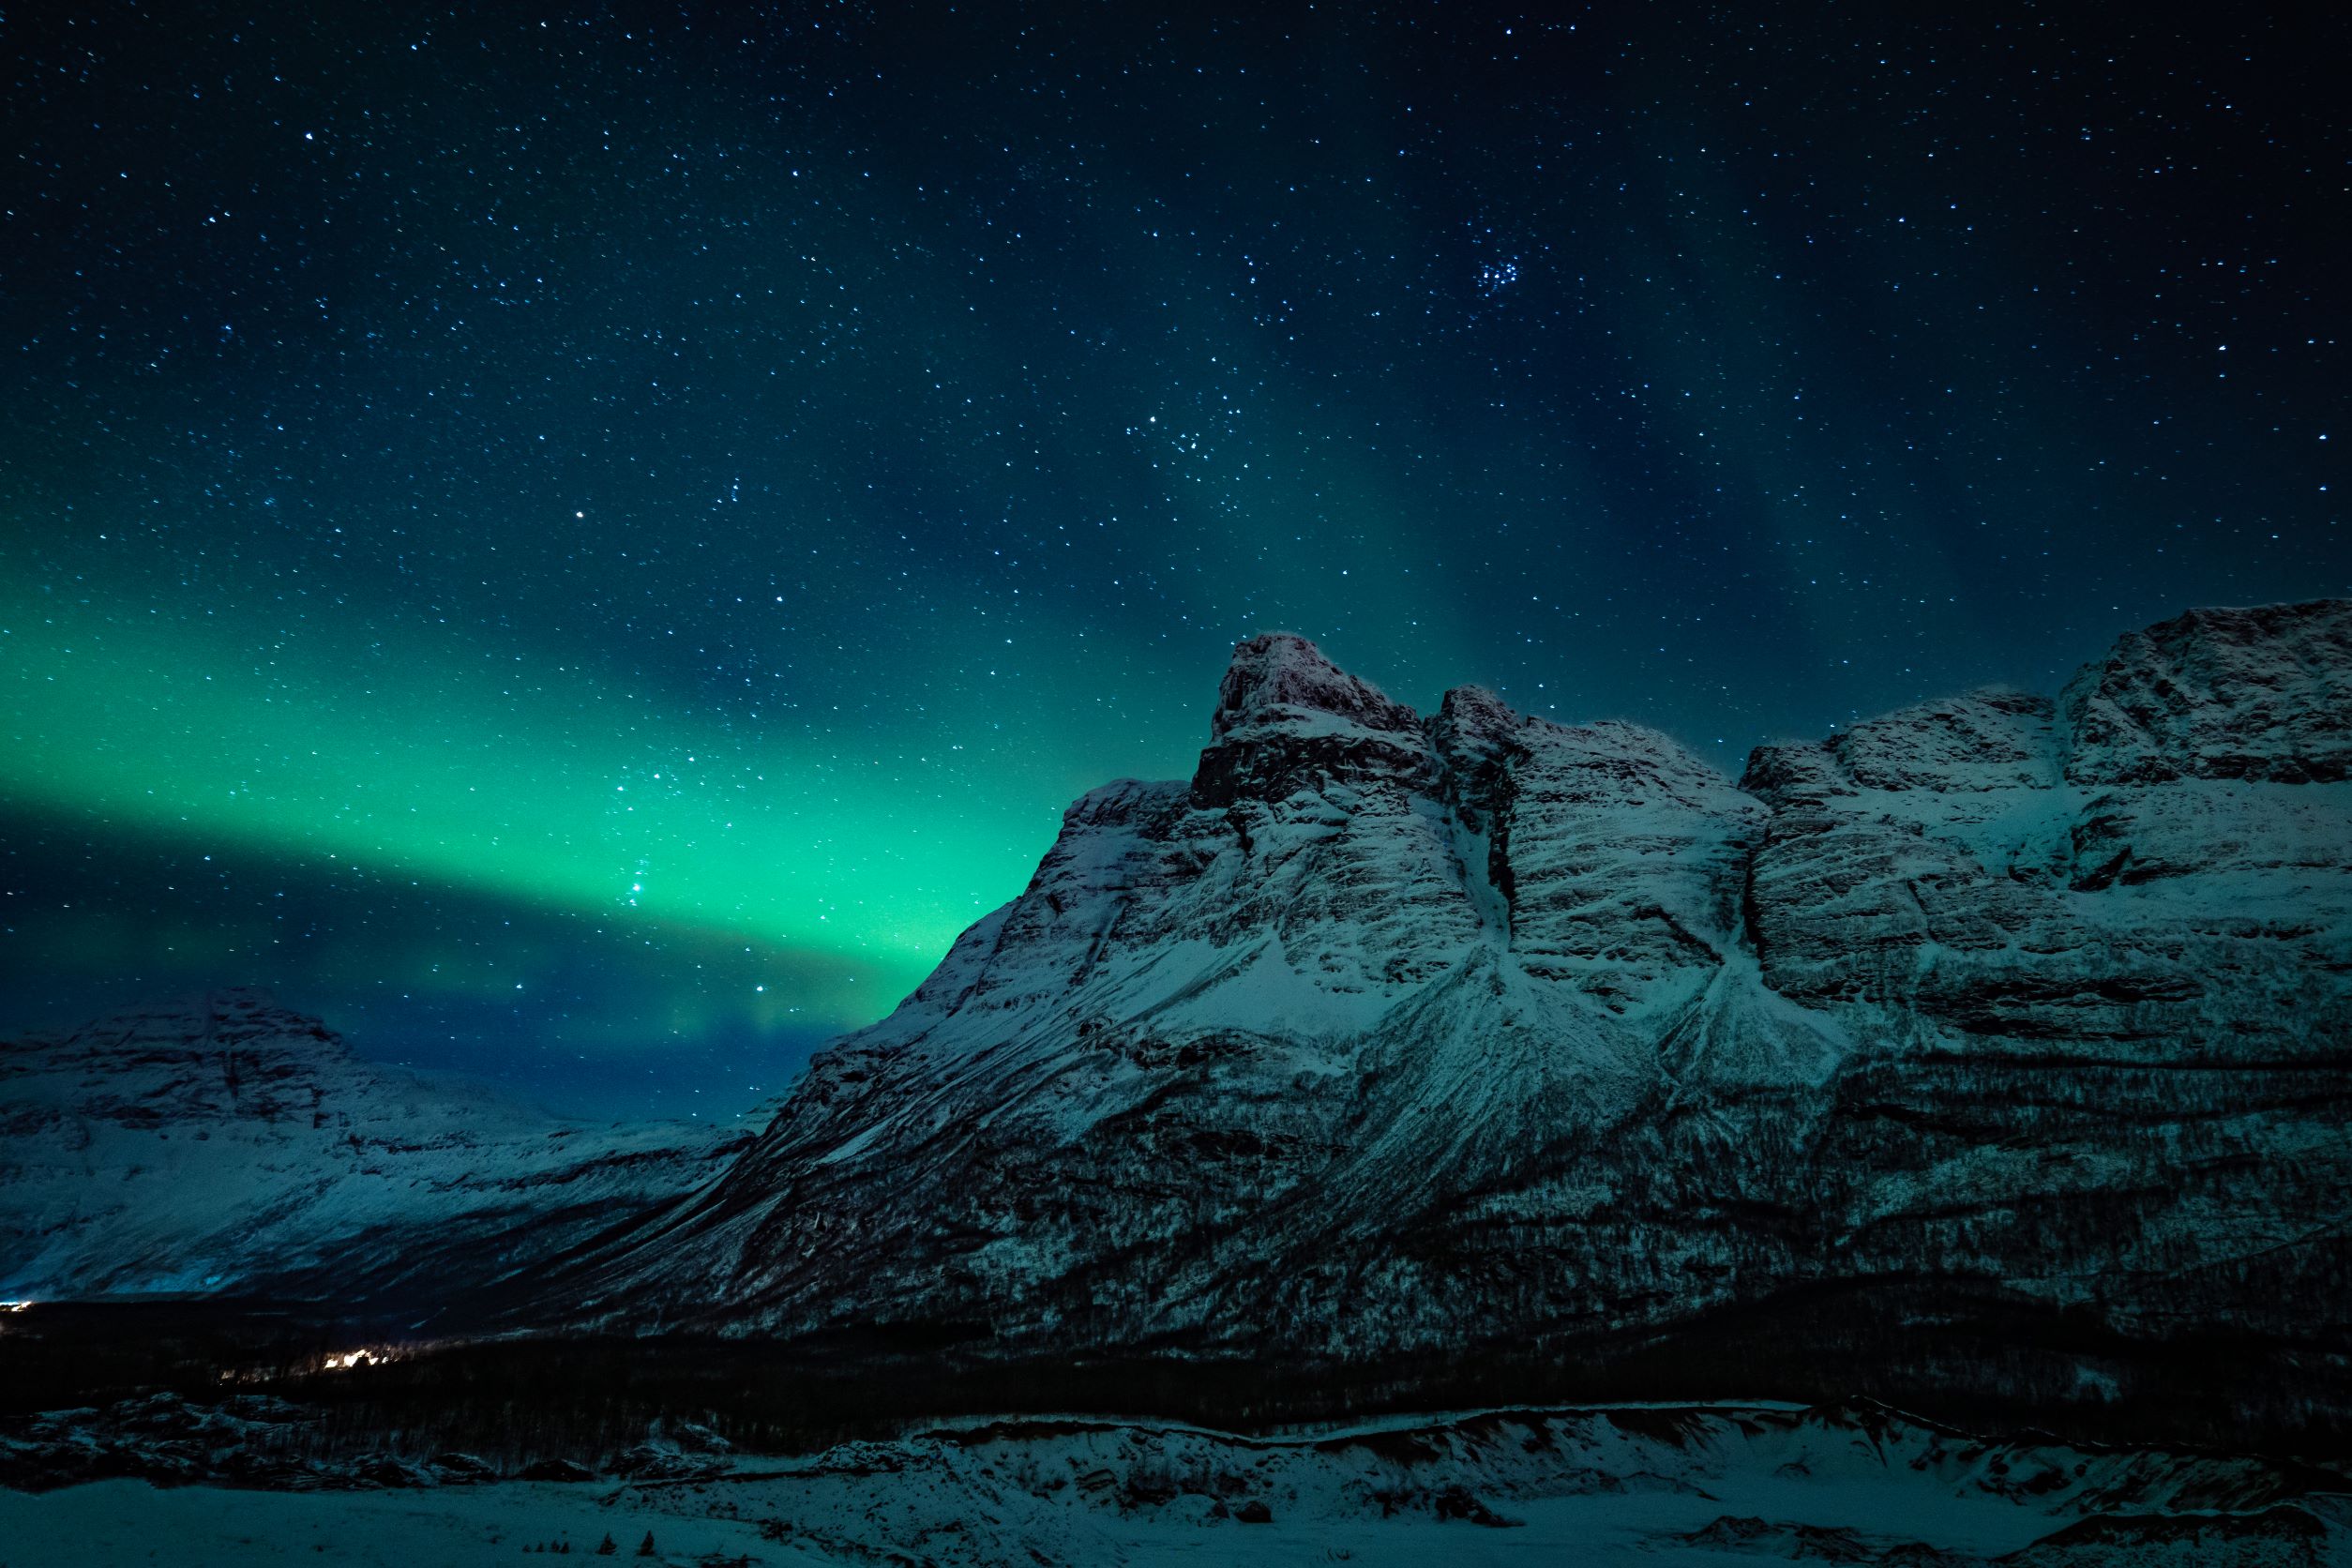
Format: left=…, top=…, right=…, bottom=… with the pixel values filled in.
left=0, top=990, right=748, bottom=1305
left=570, top=602, right=2352, bottom=1389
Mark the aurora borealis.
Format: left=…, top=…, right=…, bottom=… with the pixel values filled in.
left=4, top=6, right=2344, bottom=1114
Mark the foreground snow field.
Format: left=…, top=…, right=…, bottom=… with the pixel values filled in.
left=4, top=1403, right=2349, bottom=1566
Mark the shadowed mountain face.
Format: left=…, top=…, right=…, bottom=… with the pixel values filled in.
left=560, top=601, right=2352, bottom=1389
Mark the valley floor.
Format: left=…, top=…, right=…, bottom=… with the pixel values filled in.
left=6, top=1402, right=2351, bottom=1567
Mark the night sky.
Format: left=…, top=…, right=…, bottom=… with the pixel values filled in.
left=4, top=4, right=2344, bottom=1117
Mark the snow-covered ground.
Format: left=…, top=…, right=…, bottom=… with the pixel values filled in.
left=4, top=1402, right=2347, bottom=1566
left=0, top=1480, right=776, bottom=1566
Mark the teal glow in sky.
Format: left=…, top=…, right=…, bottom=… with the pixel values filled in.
left=4, top=5, right=2344, bottom=1112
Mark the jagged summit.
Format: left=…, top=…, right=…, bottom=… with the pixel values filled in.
left=1429, top=681, right=1516, bottom=731
left=1193, top=633, right=1435, bottom=806
left=1191, top=634, right=1718, bottom=813
left=1207, top=632, right=1421, bottom=741
left=1427, top=683, right=1525, bottom=770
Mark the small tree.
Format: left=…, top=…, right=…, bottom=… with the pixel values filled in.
left=595, top=1534, right=618, bottom=1556
left=637, top=1532, right=657, bottom=1558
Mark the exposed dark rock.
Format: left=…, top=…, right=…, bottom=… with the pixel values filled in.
left=518, top=1456, right=598, bottom=1483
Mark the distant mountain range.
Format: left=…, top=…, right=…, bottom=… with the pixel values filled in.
left=0, top=990, right=746, bottom=1315
left=7, top=600, right=2348, bottom=1435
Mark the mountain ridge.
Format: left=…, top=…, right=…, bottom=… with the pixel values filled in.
left=0, top=988, right=749, bottom=1307
left=5, top=599, right=2346, bottom=1442
left=545, top=598, right=2351, bottom=1420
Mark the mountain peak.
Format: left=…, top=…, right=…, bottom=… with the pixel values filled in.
left=1431, top=682, right=1522, bottom=742
left=1208, top=633, right=1420, bottom=742
left=1191, top=634, right=1432, bottom=806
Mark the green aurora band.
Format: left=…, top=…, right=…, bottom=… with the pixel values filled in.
left=2, top=570, right=1113, bottom=1030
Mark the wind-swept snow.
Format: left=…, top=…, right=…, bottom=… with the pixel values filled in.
left=5, top=1401, right=2344, bottom=1566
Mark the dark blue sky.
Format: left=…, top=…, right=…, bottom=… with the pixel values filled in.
left=3, top=3, right=2344, bottom=1117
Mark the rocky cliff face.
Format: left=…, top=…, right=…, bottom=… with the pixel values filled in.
left=572, top=602, right=2352, bottom=1405
left=0, top=990, right=749, bottom=1306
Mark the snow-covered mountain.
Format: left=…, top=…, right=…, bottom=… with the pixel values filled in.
left=0, top=990, right=749, bottom=1306
left=565, top=600, right=2352, bottom=1403
left=7, top=602, right=2345, bottom=1433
